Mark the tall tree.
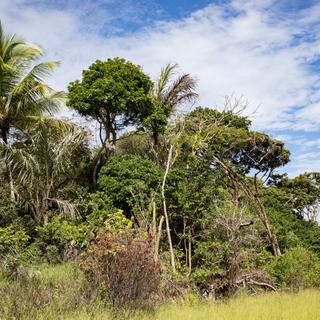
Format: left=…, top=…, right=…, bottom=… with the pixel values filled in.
left=0, top=21, right=64, bottom=198
left=1, top=118, right=88, bottom=225
left=182, top=106, right=289, bottom=256
left=145, top=63, right=198, bottom=145
left=67, top=58, right=154, bottom=147
left=67, top=58, right=154, bottom=182
left=0, top=21, right=64, bottom=143
left=269, top=172, right=320, bottom=221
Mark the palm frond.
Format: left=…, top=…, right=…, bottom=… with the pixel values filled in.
left=163, top=73, right=198, bottom=108
left=12, top=61, right=59, bottom=95
left=52, top=126, right=87, bottom=177
left=155, top=63, right=178, bottom=99
left=0, top=143, right=39, bottom=185
left=47, top=198, right=80, bottom=219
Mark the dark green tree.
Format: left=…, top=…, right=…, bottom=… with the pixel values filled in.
left=181, top=107, right=290, bottom=256
left=269, top=172, right=320, bottom=221
left=97, top=154, right=162, bottom=224
left=67, top=58, right=153, bottom=148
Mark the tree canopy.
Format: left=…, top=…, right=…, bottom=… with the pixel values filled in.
left=1, top=20, right=320, bottom=304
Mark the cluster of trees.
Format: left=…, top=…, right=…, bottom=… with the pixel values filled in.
left=1, top=21, right=320, bottom=302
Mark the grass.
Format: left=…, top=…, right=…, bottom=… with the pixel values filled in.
left=0, top=263, right=319, bottom=320
left=48, top=290, right=320, bottom=320
left=149, top=290, right=320, bottom=320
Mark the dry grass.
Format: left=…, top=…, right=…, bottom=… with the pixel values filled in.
left=1, top=263, right=319, bottom=320
left=47, top=289, right=320, bottom=320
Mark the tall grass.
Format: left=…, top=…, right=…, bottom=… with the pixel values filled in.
left=147, top=290, right=320, bottom=320
left=0, top=263, right=319, bottom=320
left=30, top=290, right=320, bottom=320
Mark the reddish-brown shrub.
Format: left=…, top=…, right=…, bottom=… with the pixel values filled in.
left=82, top=228, right=161, bottom=309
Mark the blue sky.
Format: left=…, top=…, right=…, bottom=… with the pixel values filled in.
left=1, top=0, right=320, bottom=176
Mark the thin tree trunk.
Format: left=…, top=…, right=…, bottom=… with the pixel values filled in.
left=214, top=157, right=281, bottom=256
left=8, top=168, right=15, bottom=200
left=93, top=147, right=105, bottom=185
left=152, top=199, right=157, bottom=240
left=1, top=128, right=15, bottom=200
left=161, top=144, right=176, bottom=272
left=183, top=219, right=188, bottom=267
left=155, top=216, right=164, bottom=261
left=187, top=228, right=192, bottom=276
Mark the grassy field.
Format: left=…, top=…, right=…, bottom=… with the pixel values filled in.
left=56, top=290, right=320, bottom=320
left=1, top=264, right=320, bottom=320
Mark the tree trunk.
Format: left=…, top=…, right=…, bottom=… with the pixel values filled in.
left=183, top=219, right=188, bottom=267
left=187, top=227, right=192, bottom=276
left=155, top=216, right=164, bottom=261
left=214, top=157, right=281, bottom=256
left=1, top=128, right=15, bottom=200
left=161, top=144, right=176, bottom=272
left=93, top=147, right=106, bottom=185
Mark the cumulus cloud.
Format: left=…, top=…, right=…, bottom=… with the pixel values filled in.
left=1, top=0, right=320, bottom=174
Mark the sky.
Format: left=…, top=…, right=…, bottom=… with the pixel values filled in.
left=1, top=0, right=320, bottom=176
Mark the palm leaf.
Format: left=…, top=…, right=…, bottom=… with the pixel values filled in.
left=155, top=63, right=178, bottom=99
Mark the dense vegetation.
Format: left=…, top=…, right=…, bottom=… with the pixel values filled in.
left=0, top=20, right=320, bottom=318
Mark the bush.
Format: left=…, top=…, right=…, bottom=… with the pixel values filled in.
left=0, top=226, right=29, bottom=255
left=98, top=154, right=162, bottom=212
left=269, top=247, right=320, bottom=288
left=82, top=228, right=161, bottom=309
left=36, top=216, right=89, bottom=262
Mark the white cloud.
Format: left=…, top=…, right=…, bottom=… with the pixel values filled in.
left=1, top=0, right=320, bottom=174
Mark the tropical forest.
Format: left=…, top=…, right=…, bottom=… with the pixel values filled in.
left=0, top=15, right=320, bottom=320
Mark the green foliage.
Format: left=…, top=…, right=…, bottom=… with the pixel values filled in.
left=35, top=216, right=89, bottom=262
left=184, top=107, right=290, bottom=175
left=263, top=187, right=320, bottom=256
left=116, top=132, right=159, bottom=162
left=2, top=16, right=320, bottom=302
left=77, top=189, right=115, bottom=225
left=67, top=58, right=153, bottom=144
left=1, top=119, right=89, bottom=224
left=98, top=154, right=162, bottom=212
left=192, top=203, right=262, bottom=288
left=146, top=63, right=198, bottom=144
left=269, top=172, right=320, bottom=220
left=143, top=105, right=169, bottom=143
left=167, top=155, right=225, bottom=219
left=269, top=247, right=320, bottom=288
left=0, top=185, right=20, bottom=227
left=0, top=263, right=95, bottom=320
left=0, top=21, right=64, bottom=144
left=0, top=226, right=29, bottom=254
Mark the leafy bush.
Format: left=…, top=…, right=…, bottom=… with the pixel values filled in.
left=78, top=190, right=132, bottom=230
left=98, top=155, right=162, bottom=212
left=269, top=247, right=320, bottom=288
left=36, top=216, right=89, bottom=262
left=0, top=226, right=29, bottom=254
left=82, top=228, right=161, bottom=309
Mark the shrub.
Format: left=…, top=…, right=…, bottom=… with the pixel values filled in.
left=36, top=216, right=89, bottom=262
left=0, top=226, right=29, bottom=255
left=98, top=154, right=162, bottom=212
left=269, top=246, right=320, bottom=288
left=82, top=228, right=161, bottom=309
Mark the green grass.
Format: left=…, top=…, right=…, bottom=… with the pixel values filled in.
left=1, top=263, right=320, bottom=320
left=55, top=290, right=320, bottom=320
left=149, top=290, right=320, bottom=320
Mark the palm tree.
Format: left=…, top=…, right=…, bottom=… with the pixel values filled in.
left=148, top=63, right=198, bottom=145
left=147, top=64, right=198, bottom=272
left=0, top=20, right=65, bottom=198
left=1, top=118, right=88, bottom=225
